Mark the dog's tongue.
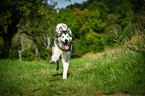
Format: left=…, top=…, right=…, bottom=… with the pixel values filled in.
left=65, top=46, right=69, bottom=50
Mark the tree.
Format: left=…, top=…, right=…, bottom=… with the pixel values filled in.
left=58, top=8, right=79, bottom=39
left=18, top=36, right=27, bottom=61
left=74, top=8, right=107, bottom=34
left=41, top=34, right=51, bottom=60
left=0, top=0, right=22, bottom=58
left=0, top=0, right=57, bottom=59
left=20, top=18, right=52, bottom=60
left=114, top=1, right=133, bottom=29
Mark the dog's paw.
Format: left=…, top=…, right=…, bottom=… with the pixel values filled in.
left=50, top=60, right=55, bottom=64
left=63, top=76, right=67, bottom=79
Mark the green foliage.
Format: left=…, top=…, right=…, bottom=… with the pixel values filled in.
left=0, top=0, right=57, bottom=58
left=0, top=0, right=144, bottom=59
left=124, top=27, right=145, bottom=54
left=103, top=33, right=115, bottom=47
left=129, top=35, right=145, bottom=51
left=114, top=1, right=133, bottom=28
left=84, top=9, right=107, bottom=32
left=21, top=49, right=35, bottom=61
left=9, top=49, right=19, bottom=60
left=73, top=30, right=105, bottom=56
left=87, top=1, right=109, bottom=20
left=107, top=14, right=118, bottom=25
left=0, top=48, right=145, bottom=95
left=59, top=3, right=108, bottom=56
left=0, top=0, right=145, bottom=95
left=85, top=30, right=105, bottom=52
left=123, top=23, right=135, bottom=39
left=58, top=8, right=79, bottom=38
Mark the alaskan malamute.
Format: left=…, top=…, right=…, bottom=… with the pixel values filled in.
left=50, top=23, right=72, bottom=79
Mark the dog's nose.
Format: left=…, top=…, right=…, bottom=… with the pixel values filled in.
left=65, top=39, right=68, bottom=42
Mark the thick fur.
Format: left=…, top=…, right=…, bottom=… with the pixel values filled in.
left=50, top=23, right=72, bottom=79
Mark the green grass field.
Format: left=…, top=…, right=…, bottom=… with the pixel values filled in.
left=0, top=48, right=145, bottom=96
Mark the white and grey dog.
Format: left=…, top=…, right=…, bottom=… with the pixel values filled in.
left=50, top=23, right=72, bottom=79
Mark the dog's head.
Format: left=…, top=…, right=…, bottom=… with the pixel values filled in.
left=58, top=28, right=72, bottom=50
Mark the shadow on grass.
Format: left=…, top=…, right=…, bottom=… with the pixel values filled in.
left=53, top=73, right=70, bottom=77
left=49, top=73, right=71, bottom=81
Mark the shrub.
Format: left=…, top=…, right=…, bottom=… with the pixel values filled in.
left=124, top=14, right=145, bottom=55
left=21, top=49, right=35, bottom=61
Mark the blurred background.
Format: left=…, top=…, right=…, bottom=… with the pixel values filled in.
left=0, top=0, right=144, bottom=61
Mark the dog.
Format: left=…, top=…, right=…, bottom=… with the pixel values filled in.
left=50, top=23, right=72, bottom=79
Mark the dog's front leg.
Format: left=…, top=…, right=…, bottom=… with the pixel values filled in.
left=50, top=46, right=62, bottom=63
left=62, top=61, right=69, bottom=79
left=62, top=52, right=69, bottom=79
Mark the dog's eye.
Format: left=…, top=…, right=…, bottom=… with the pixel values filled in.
left=62, top=36, right=64, bottom=38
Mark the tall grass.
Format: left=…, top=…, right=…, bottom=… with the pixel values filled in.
left=0, top=48, right=145, bottom=96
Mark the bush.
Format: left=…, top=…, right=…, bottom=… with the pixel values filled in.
left=21, top=49, right=35, bottom=61
left=124, top=33, right=145, bottom=54
left=73, top=30, right=105, bottom=56
left=124, top=14, right=145, bottom=55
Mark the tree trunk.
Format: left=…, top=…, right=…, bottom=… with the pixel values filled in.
left=47, top=50, right=51, bottom=60
left=18, top=36, right=26, bottom=61
left=0, top=8, right=20, bottom=58
left=22, top=31, right=40, bottom=61
left=46, top=36, right=51, bottom=60
left=31, top=36, right=40, bottom=61
left=18, top=50, right=22, bottom=61
left=35, top=43, right=40, bottom=61
left=41, top=34, right=51, bottom=60
left=1, top=36, right=13, bottom=58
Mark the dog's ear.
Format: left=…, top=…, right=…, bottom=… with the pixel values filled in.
left=67, top=28, right=72, bottom=37
left=58, top=27, right=62, bottom=36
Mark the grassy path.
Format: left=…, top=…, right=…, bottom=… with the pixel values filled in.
left=0, top=48, right=145, bottom=96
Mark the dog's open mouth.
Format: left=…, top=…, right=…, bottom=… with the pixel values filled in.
left=62, top=42, right=69, bottom=50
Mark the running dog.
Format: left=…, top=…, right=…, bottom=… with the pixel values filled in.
left=50, top=23, right=72, bottom=79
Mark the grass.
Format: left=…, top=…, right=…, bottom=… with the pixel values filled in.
left=0, top=48, right=145, bottom=96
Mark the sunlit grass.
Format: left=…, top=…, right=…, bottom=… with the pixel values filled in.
left=0, top=48, right=145, bottom=95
